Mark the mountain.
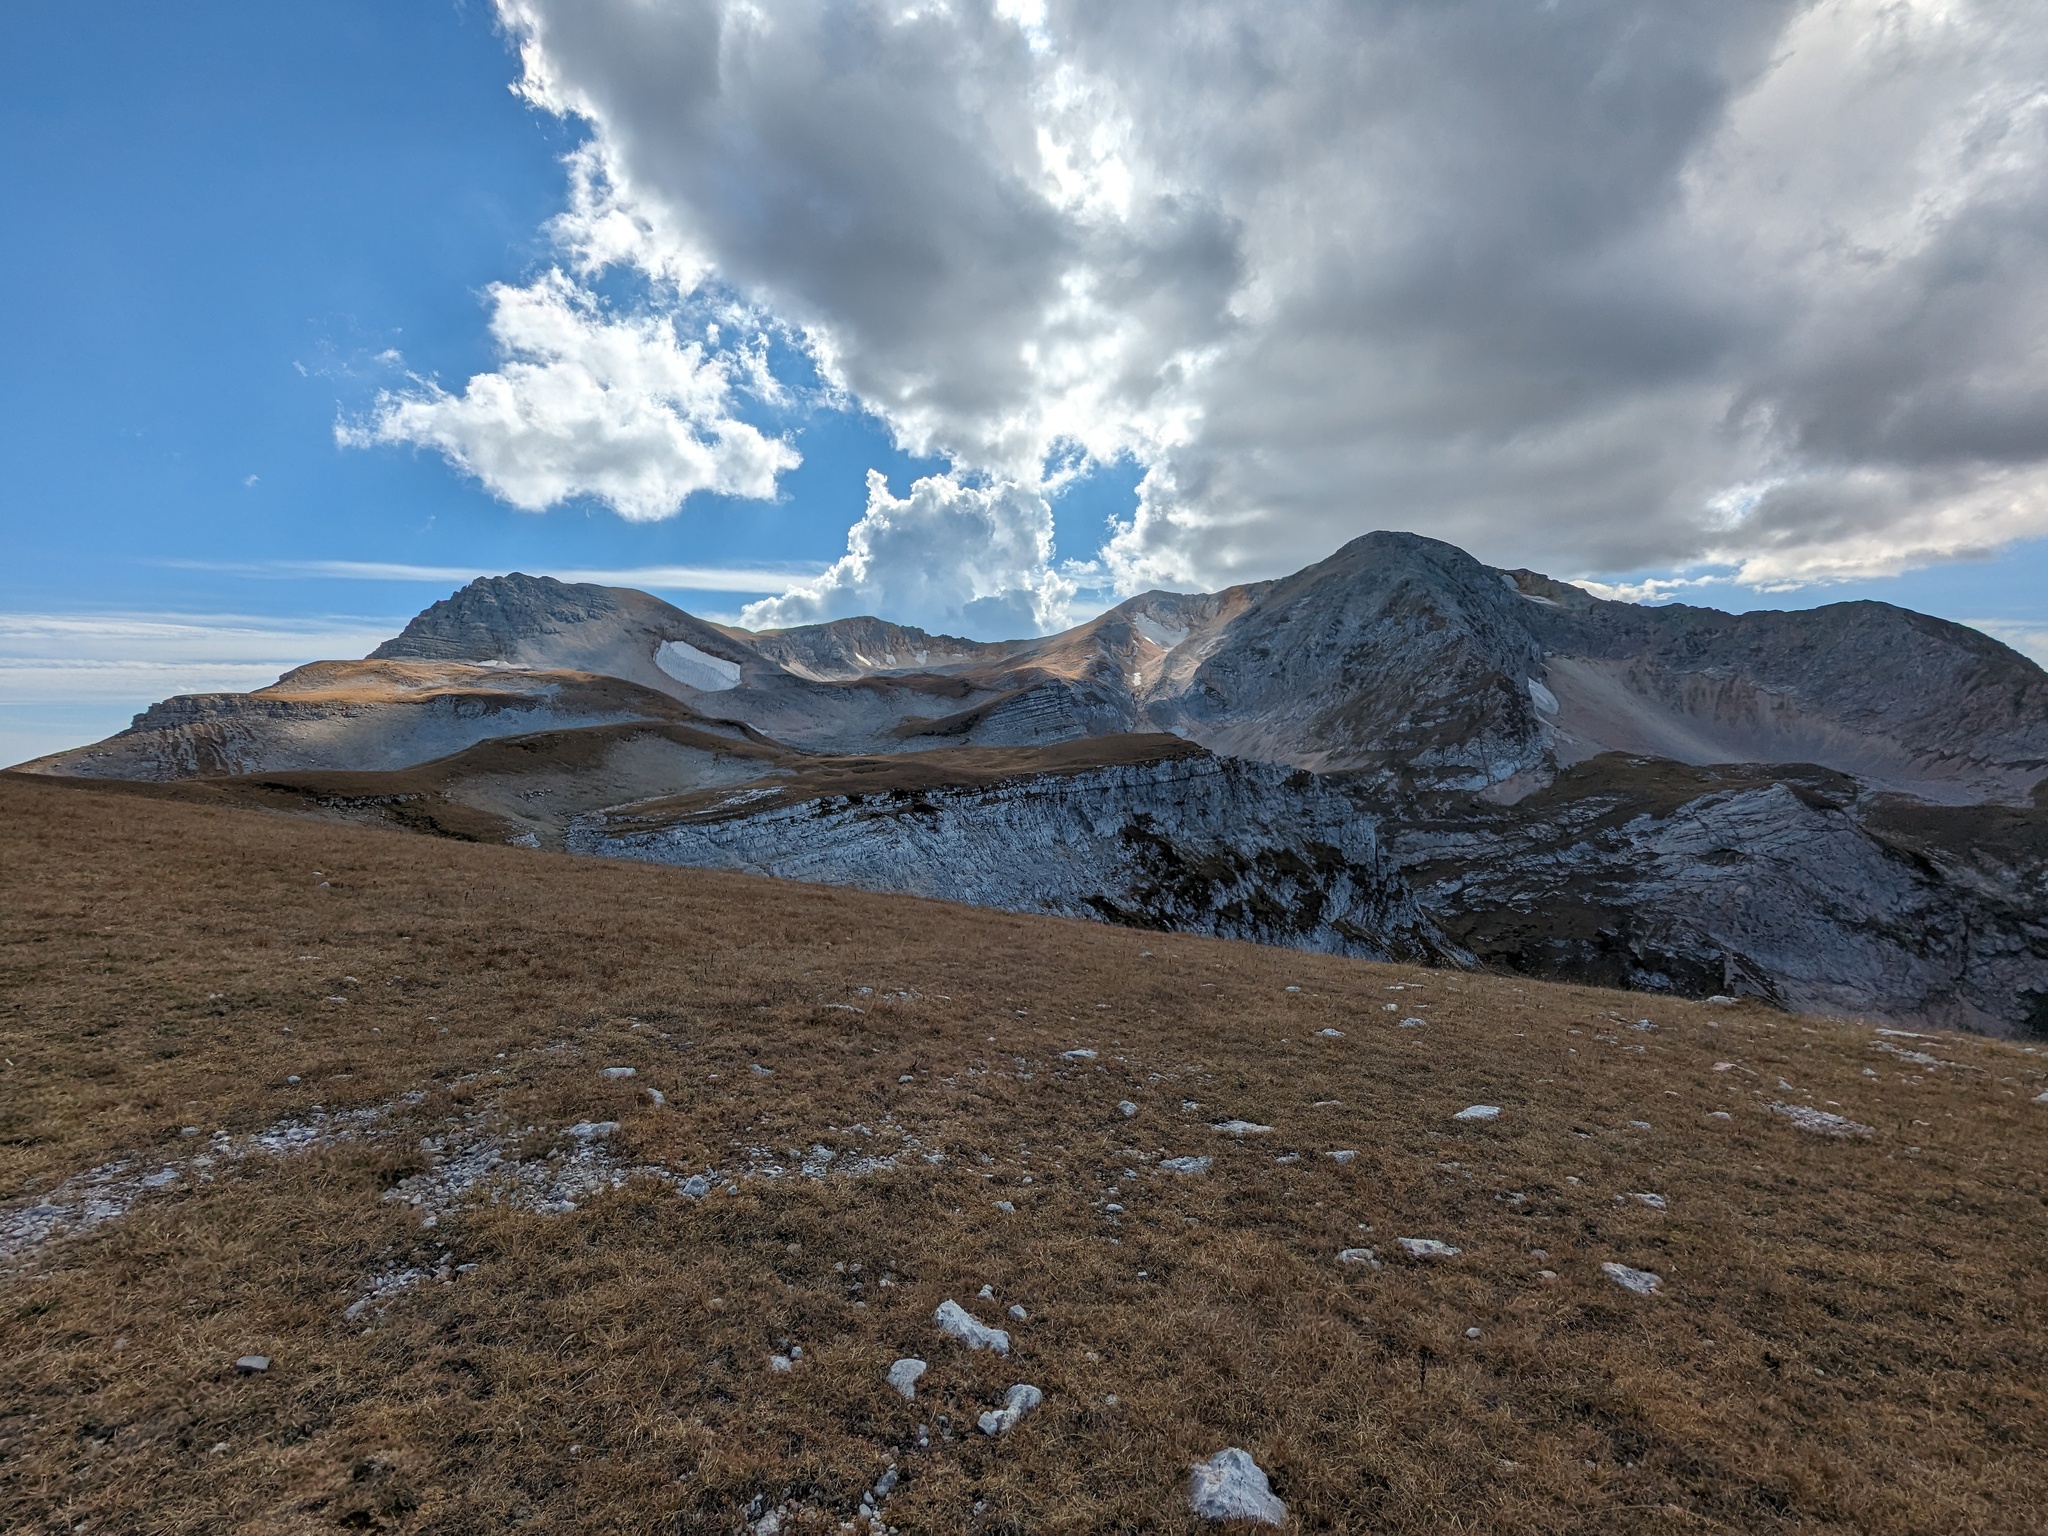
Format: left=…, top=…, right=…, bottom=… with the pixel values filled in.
left=16, top=535, right=2048, bottom=1031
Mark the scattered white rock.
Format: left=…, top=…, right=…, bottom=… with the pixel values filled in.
left=1061, top=1048, right=1098, bottom=1061
left=978, top=1284, right=996, bottom=1299
left=887, top=1358, right=927, bottom=1399
left=1159, top=1155, right=1213, bottom=1175
left=1630, top=1192, right=1667, bottom=1210
left=768, top=1353, right=795, bottom=1373
left=1212, top=1120, right=1273, bottom=1137
left=1706, top=995, right=1736, bottom=1005
left=934, top=1300, right=1010, bottom=1355
left=1399, top=1017, right=1426, bottom=1029
left=1336, top=1247, right=1379, bottom=1269
left=680, top=1174, right=712, bottom=1199
left=598, top=1067, right=636, bottom=1080
left=1397, top=1238, right=1461, bottom=1260
left=1284, top=985, right=1301, bottom=993
left=1325, top=1149, right=1358, bottom=1165
left=994, top=1200, right=1016, bottom=1214
left=1007, top=1303, right=1028, bottom=1322
left=1316, top=1028, right=1344, bottom=1038
left=1465, top=1327, right=1481, bottom=1339
left=1708, top=1111, right=1733, bottom=1121
left=235, top=1355, right=269, bottom=1374
left=2033, top=1090, right=2048, bottom=1105
left=978, top=1383, right=1043, bottom=1435
left=749, top=1063, right=773, bottom=1076
left=1452, top=1105, right=1501, bottom=1123
left=565, top=1121, right=619, bottom=1141
left=1601, top=1262, right=1662, bottom=1296
left=1631, top=1019, right=1657, bottom=1031
left=1117, top=1100, right=1140, bottom=1119
left=1769, top=1102, right=1874, bottom=1138
left=1188, top=1447, right=1287, bottom=1526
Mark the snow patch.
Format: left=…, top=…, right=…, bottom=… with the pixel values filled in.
left=654, top=639, right=741, bottom=691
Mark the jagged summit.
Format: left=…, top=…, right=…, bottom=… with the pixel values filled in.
left=370, top=573, right=640, bottom=663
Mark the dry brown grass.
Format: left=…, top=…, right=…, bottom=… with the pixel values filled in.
left=2, top=773, right=2045, bottom=1534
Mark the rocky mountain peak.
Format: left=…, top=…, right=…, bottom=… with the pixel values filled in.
left=370, top=573, right=631, bottom=663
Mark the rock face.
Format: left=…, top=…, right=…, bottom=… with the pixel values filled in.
left=573, top=749, right=1453, bottom=965
left=1390, top=758, right=2048, bottom=1034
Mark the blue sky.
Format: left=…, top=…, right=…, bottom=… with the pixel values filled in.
left=4, top=1, right=2046, bottom=767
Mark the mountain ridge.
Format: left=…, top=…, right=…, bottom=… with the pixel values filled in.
left=16, top=532, right=2048, bottom=1030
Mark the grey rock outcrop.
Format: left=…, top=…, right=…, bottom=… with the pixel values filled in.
left=572, top=749, right=1454, bottom=965
left=1389, top=758, right=2048, bottom=1033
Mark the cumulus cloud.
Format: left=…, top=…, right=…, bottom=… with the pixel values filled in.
left=341, top=270, right=797, bottom=520
left=469, top=0, right=2048, bottom=610
left=741, top=470, right=1073, bottom=637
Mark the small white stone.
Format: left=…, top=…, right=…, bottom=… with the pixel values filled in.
left=1630, top=1192, right=1667, bottom=1210
left=599, top=1066, right=636, bottom=1080
left=565, top=1120, right=619, bottom=1140
left=1118, top=1100, right=1139, bottom=1117
left=977, top=1383, right=1043, bottom=1435
left=1007, top=1304, right=1028, bottom=1321
left=235, top=1355, right=269, bottom=1374
left=1211, top=1120, right=1273, bottom=1136
left=1188, top=1447, right=1286, bottom=1525
left=1399, top=1017, right=1426, bottom=1029
left=1397, top=1238, right=1461, bottom=1260
left=1465, top=1327, right=1481, bottom=1339
left=994, top=1200, right=1016, bottom=1214
left=680, top=1173, right=712, bottom=1199
left=1336, top=1248, right=1378, bottom=1268
left=1061, top=1048, right=1098, bottom=1060
left=768, top=1353, right=794, bottom=1372
left=1452, top=1104, right=1501, bottom=1122
left=1159, top=1155, right=1212, bottom=1174
left=1317, top=1027, right=1343, bottom=1037
left=887, top=1358, right=927, bottom=1399
left=934, top=1300, right=1010, bottom=1355
left=1601, top=1262, right=1662, bottom=1296
left=1325, top=1149, right=1358, bottom=1164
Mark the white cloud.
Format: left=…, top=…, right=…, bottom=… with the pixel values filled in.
left=456, top=0, right=2048, bottom=617
left=741, top=470, right=1074, bottom=637
left=340, top=269, right=798, bottom=521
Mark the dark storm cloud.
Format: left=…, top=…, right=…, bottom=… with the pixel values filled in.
left=480, top=0, right=2048, bottom=609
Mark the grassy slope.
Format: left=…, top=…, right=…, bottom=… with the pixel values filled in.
left=2, top=775, right=2045, bottom=1534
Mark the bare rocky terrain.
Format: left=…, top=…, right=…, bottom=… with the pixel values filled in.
left=19, top=532, right=2048, bottom=1032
